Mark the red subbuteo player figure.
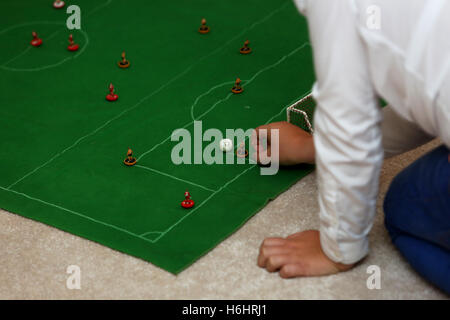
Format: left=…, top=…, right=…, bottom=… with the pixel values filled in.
left=106, top=83, right=119, bottom=101
left=181, top=191, right=195, bottom=209
left=53, top=0, right=65, bottom=9
left=31, top=31, right=43, bottom=47
left=67, top=34, right=79, bottom=51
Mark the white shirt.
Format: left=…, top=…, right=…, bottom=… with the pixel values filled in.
left=294, top=0, right=450, bottom=264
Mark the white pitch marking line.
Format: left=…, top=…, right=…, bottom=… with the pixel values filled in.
left=135, top=165, right=217, bottom=193
left=0, top=20, right=63, bottom=35
left=3, top=47, right=32, bottom=67
left=6, top=3, right=288, bottom=187
left=1, top=29, right=90, bottom=72
left=232, top=91, right=312, bottom=153
left=1, top=1, right=306, bottom=247
left=190, top=42, right=311, bottom=122
left=7, top=93, right=122, bottom=190
left=150, top=164, right=257, bottom=243
left=143, top=91, right=313, bottom=242
left=190, top=81, right=235, bottom=120
left=203, top=1, right=290, bottom=59
left=0, top=185, right=156, bottom=244
left=3, top=28, right=64, bottom=67
left=0, top=0, right=112, bottom=72
left=138, top=42, right=311, bottom=161
left=194, top=43, right=311, bottom=120
left=265, top=91, right=312, bottom=124
left=87, top=0, right=113, bottom=17
left=195, top=92, right=233, bottom=121
left=140, top=231, right=163, bottom=237
left=0, top=21, right=65, bottom=69
left=3, top=93, right=312, bottom=247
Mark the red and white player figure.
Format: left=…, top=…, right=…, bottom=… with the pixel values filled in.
left=30, top=31, right=42, bottom=47
left=53, top=0, right=65, bottom=9
left=67, top=34, right=79, bottom=51
left=181, top=191, right=195, bottom=209
left=106, top=83, right=118, bottom=101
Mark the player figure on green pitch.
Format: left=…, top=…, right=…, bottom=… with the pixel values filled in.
left=231, top=78, right=244, bottom=94
left=124, top=148, right=137, bottom=166
left=236, top=141, right=248, bottom=158
left=30, top=31, right=43, bottom=47
left=240, top=40, right=252, bottom=54
left=198, top=18, right=210, bottom=34
left=53, top=0, right=65, bottom=9
left=181, top=191, right=195, bottom=209
left=118, top=52, right=130, bottom=69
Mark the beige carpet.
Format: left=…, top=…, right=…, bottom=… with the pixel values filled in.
left=1, top=139, right=448, bottom=299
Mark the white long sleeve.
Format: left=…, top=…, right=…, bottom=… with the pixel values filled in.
left=306, top=0, right=383, bottom=263
left=294, top=0, right=450, bottom=263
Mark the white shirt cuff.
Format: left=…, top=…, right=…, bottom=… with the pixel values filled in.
left=320, top=224, right=370, bottom=264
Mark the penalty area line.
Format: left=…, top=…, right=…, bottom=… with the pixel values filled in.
left=0, top=185, right=156, bottom=244
left=135, top=165, right=217, bottom=193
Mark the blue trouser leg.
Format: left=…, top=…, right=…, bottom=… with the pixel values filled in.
left=384, top=145, right=450, bottom=295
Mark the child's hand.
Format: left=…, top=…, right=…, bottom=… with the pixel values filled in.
left=257, top=230, right=355, bottom=278
left=251, top=121, right=315, bottom=166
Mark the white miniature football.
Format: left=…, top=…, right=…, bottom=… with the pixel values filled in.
left=219, top=139, right=233, bottom=153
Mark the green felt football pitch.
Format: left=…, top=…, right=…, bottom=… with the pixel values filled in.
left=0, top=0, right=315, bottom=273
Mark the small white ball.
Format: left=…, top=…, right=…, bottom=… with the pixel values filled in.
left=219, top=139, right=233, bottom=153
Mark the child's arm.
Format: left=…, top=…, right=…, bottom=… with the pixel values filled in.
left=258, top=0, right=382, bottom=277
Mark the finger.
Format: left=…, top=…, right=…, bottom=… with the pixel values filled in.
left=286, top=233, right=301, bottom=239
left=255, top=125, right=272, bottom=144
left=261, top=237, right=286, bottom=247
left=250, top=130, right=258, bottom=149
left=265, top=254, right=297, bottom=272
left=250, top=134, right=267, bottom=152
left=257, top=146, right=271, bottom=166
left=279, top=263, right=308, bottom=278
left=255, top=123, right=272, bottom=132
left=257, top=245, right=292, bottom=267
left=286, top=230, right=315, bottom=240
left=257, top=237, right=287, bottom=267
left=252, top=143, right=271, bottom=165
left=251, top=128, right=271, bottom=165
left=250, top=131, right=259, bottom=162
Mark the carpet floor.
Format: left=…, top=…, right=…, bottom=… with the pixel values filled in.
left=1, top=139, right=448, bottom=299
